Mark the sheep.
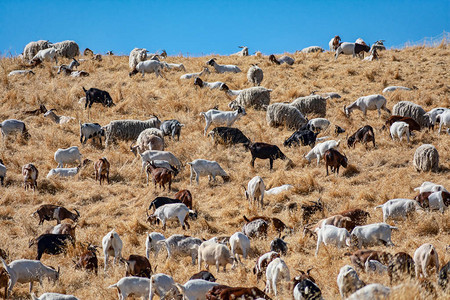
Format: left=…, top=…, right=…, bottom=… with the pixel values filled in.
left=145, top=232, right=166, bottom=259
left=130, top=130, right=165, bottom=156
left=129, top=48, right=148, bottom=69
left=32, top=204, right=80, bottom=225
left=414, top=243, right=439, bottom=278
left=130, top=60, right=164, bottom=78
left=79, top=122, right=105, bottom=145
left=424, top=107, right=448, bottom=129
left=102, top=230, right=123, bottom=271
left=1, top=258, right=59, bottom=298
left=139, top=150, right=181, bottom=173
left=193, top=77, right=225, bottom=89
left=43, top=109, right=75, bottom=125
left=208, top=127, right=251, bottom=146
left=102, top=117, right=161, bottom=147
left=344, top=94, right=390, bottom=117
left=206, top=58, right=241, bottom=73
left=392, top=101, right=430, bottom=129
left=8, top=70, right=35, bottom=76
left=307, top=118, right=330, bottom=132
left=108, top=276, right=150, bottom=300
left=219, top=83, right=244, bottom=96
left=23, top=163, right=39, bottom=191
left=291, top=95, right=327, bottom=117
left=301, top=46, right=324, bottom=53
left=31, top=48, right=60, bottom=64
left=244, top=176, right=265, bottom=208
left=266, top=103, right=307, bottom=130
left=253, top=251, right=280, bottom=282
left=23, top=40, right=51, bottom=60
left=147, top=203, right=194, bottom=230
left=51, top=40, right=79, bottom=58
left=390, top=121, right=410, bottom=143
left=413, top=144, right=439, bottom=172
left=270, top=237, right=288, bottom=256
left=265, top=258, right=290, bottom=296
left=346, top=284, right=390, bottom=300
left=180, top=67, right=210, bottom=79
left=31, top=292, right=79, bottom=300
left=94, top=157, right=110, bottom=185
left=200, top=107, right=246, bottom=135
left=337, top=265, right=365, bottom=299
left=315, top=225, right=351, bottom=256
left=329, top=35, right=341, bottom=51
left=161, top=62, right=186, bottom=71
left=157, top=235, right=202, bottom=265
left=233, top=46, right=249, bottom=56
left=187, top=159, right=229, bottom=185
left=375, top=198, right=421, bottom=222
left=53, top=146, right=82, bottom=168
left=324, top=148, right=348, bottom=176
left=0, top=159, right=5, bottom=186
left=247, top=64, right=263, bottom=86
left=269, top=54, right=294, bottom=65
left=335, top=42, right=370, bottom=60
left=304, top=139, right=341, bottom=166
left=0, top=119, right=30, bottom=140
left=197, top=240, right=235, bottom=272
left=350, top=223, right=397, bottom=249
left=149, top=273, right=177, bottom=300
left=160, top=119, right=184, bottom=141
left=382, top=86, right=412, bottom=93
left=229, top=232, right=251, bottom=266
left=437, top=110, right=450, bottom=134
left=229, top=87, right=272, bottom=110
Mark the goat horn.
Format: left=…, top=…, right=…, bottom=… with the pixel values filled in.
left=74, top=209, right=80, bottom=217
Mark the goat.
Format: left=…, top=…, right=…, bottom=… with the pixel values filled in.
left=229, top=232, right=250, bottom=267
left=207, top=285, right=270, bottom=300
left=174, top=189, right=193, bottom=209
left=244, top=176, right=265, bottom=208
left=30, top=233, right=74, bottom=260
left=32, top=204, right=80, bottom=225
left=303, top=215, right=353, bottom=238
left=243, top=216, right=291, bottom=236
left=365, top=259, right=388, bottom=274
left=346, top=284, right=390, bottom=300
left=149, top=273, right=177, bottom=300
left=414, top=181, right=448, bottom=194
left=375, top=198, right=421, bottom=222
left=44, top=223, right=77, bottom=240
left=180, top=67, right=210, bottom=79
left=75, top=244, right=98, bottom=274
left=382, top=115, right=421, bottom=132
left=31, top=48, right=60, bottom=64
left=315, top=225, right=350, bottom=256
left=206, top=58, right=241, bottom=73
left=31, top=292, right=79, bottom=300
left=193, top=77, right=225, bottom=89
left=350, top=223, right=398, bottom=249
left=307, top=118, right=330, bottom=132
left=242, top=219, right=269, bottom=238
left=344, top=94, right=390, bottom=117
left=22, top=163, right=39, bottom=191
left=390, top=121, right=410, bottom=143
left=0, top=119, right=30, bottom=140
left=335, top=42, right=370, bottom=60
left=301, top=199, right=324, bottom=224
left=219, top=83, right=244, bottom=96
left=324, top=148, right=348, bottom=176
left=346, top=249, right=392, bottom=271
left=329, top=35, right=341, bottom=51
left=437, top=110, right=450, bottom=134
left=46, top=159, right=91, bottom=179
left=347, top=125, right=375, bottom=148
left=265, top=258, right=290, bottom=296
left=82, top=87, right=114, bottom=109
left=102, top=230, right=123, bottom=271
left=337, top=265, right=365, bottom=298
left=94, top=157, right=110, bottom=185
left=175, top=280, right=219, bottom=300
left=197, top=240, right=235, bottom=272
left=8, top=70, right=35, bottom=76
left=129, top=60, right=164, bottom=77
left=284, top=129, right=318, bottom=148
left=388, top=252, right=415, bottom=284
left=246, top=142, right=289, bottom=170
left=139, top=150, right=181, bottom=173
left=157, top=234, right=202, bottom=265
left=145, top=232, right=165, bottom=259
left=160, top=119, right=184, bottom=141
left=148, top=197, right=182, bottom=212
left=54, top=146, right=82, bottom=168
left=208, top=126, right=251, bottom=146
left=79, top=122, right=105, bottom=145
left=108, top=277, right=150, bottom=300
left=270, top=237, right=288, bottom=256
left=147, top=203, right=194, bottom=230
left=424, top=107, right=449, bottom=129
left=268, top=54, right=295, bottom=65
left=161, top=62, right=185, bottom=71
left=253, top=251, right=280, bottom=282
left=293, top=279, right=322, bottom=300
left=200, top=106, right=246, bottom=135
left=338, top=209, right=370, bottom=230
left=438, top=261, right=450, bottom=290
left=0, top=266, right=8, bottom=300
left=189, top=271, right=216, bottom=282
left=187, top=159, right=229, bottom=185
left=414, top=243, right=439, bottom=278
left=415, top=191, right=450, bottom=212
left=304, top=140, right=341, bottom=166
left=145, top=161, right=173, bottom=190
left=121, top=255, right=152, bottom=278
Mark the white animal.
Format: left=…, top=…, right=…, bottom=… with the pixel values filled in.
left=365, top=260, right=388, bottom=275
left=102, top=230, right=123, bottom=271
left=244, top=176, right=265, bottom=207
left=424, top=107, right=448, bottom=129
left=8, top=70, right=35, bottom=76
left=139, top=150, right=182, bottom=172
left=175, top=279, right=219, bottom=300
left=43, top=109, right=75, bottom=125
left=132, top=60, right=164, bottom=78
left=437, top=110, right=450, bottom=134
left=162, top=62, right=185, bottom=71
left=148, top=273, right=177, bottom=300
left=427, top=191, right=448, bottom=212
left=337, top=265, right=365, bottom=299
left=265, top=184, right=293, bottom=196
left=131, top=133, right=164, bottom=156
left=375, top=198, right=421, bottom=222
left=390, top=121, right=410, bottom=142
left=315, top=225, right=351, bottom=256
left=304, top=140, right=341, bottom=166
left=108, top=276, right=150, bottom=300
left=149, top=203, right=194, bottom=230
left=220, top=83, right=244, bottom=96
left=253, top=251, right=280, bottom=282
left=307, top=118, right=330, bottom=132
left=344, top=94, right=390, bottom=117
left=31, top=292, right=79, bottom=300
left=157, top=234, right=202, bottom=265
left=180, top=67, right=210, bottom=79
left=0, top=119, right=29, bottom=140
left=145, top=232, right=166, bottom=258
left=413, top=243, right=439, bottom=278
left=1, top=258, right=59, bottom=298
left=350, top=223, right=397, bottom=249
left=187, top=159, right=229, bottom=185
left=193, top=77, right=226, bottom=89
left=197, top=240, right=235, bottom=272
left=413, top=181, right=447, bottom=193
left=229, top=232, right=251, bottom=266
left=334, top=42, right=368, bottom=60
left=54, top=146, right=82, bottom=168
left=32, top=48, right=60, bottom=64
left=269, top=54, right=295, bottom=65
left=265, top=258, right=290, bottom=297
left=200, top=107, right=246, bottom=135
left=46, top=166, right=82, bottom=178
left=206, top=58, right=241, bottom=73
left=346, top=284, right=390, bottom=300
left=79, top=122, right=104, bottom=145
left=382, top=86, right=412, bottom=93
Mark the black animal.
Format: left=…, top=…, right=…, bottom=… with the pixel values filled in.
left=347, top=125, right=375, bottom=148
left=75, top=244, right=99, bottom=275
left=284, top=130, right=318, bottom=148
left=335, top=125, right=346, bottom=135
left=82, top=87, right=114, bottom=109
left=438, top=261, right=450, bottom=291
left=301, top=199, right=324, bottom=223
left=293, top=279, right=322, bottom=300
left=148, top=197, right=182, bottom=211
left=270, top=237, right=288, bottom=256
left=160, top=119, right=184, bottom=141
left=354, top=43, right=371, bottom=57
left=189, top=270, right=216, bottom=282
left=245, top=142, right=288, bottom=170
left=324, top=148, right=348, bottom=176
left=30, top=234, right=74, bottom=260
left=208, top=127, right=251, bottom=146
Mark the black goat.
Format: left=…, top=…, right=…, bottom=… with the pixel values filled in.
left=347, top=125, right=375, bottom=148
left=82, top=87, right=114, bottom=109
left=301, top=198, right=324, bottom=223
left=148, top=197, right=182, bottom=212
left=245, top=142, right=288, bottom=170
left=189, top=270, right=216, bottom=282
left=284, top=130, right=318, bottom=148
left=208, top=127, right=251, bottom=146
left=30, top=233, right=74, bottom=260
left=335, top=125, right=346, bottom=135
left=270, top=237, right=288, bottom=256
left=354, top=43, right=371, bottom=57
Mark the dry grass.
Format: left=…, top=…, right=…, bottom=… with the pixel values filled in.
left=0, top=46, right=449, bottom=299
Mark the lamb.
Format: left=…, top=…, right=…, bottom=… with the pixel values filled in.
left=102, top=230, right=123, bottom=271
left=0, top=119, right=30, bottom=140
left=129, top=48, right=148, bottom=70
left=247, top=64, right=263, bottom=86
left=414, top=243, right=439, bottom=278
left=32, top=204, right=80, bottom=225
left=139, top=150, right=181, bottom=173
left=46, top=159, right=91, bottom=179
left=31, top=292, right=79, bottom=300
left=157, top=235, right=202, bottom=265
left=31, top=48, right=60, bottom=64
left=390, top=121, right=410, bottom=142
left=315, top=225, right=351, bottom=256
left=269, top=54, right=294, bottom=65
left=8, top=70, right=35, bottom=76
left=307, top=118, right=330, bottom=132
left=193, top=77, right=226, bottom=89
left=82, top=87, right=114, bottom=109
left=329, top=35, right=341, bottom=51
left=175, top=279, right=219, bottom=300
left=337, top=265, right=365, bottom=299
left=180, top=67, right=210, bottom=79
left=1, top=258, right=59, bottom=298
left=22, top=163, right=39, bottom=191
left=436, top=110, right=450, bottom=134
left=229, top=87, right=272, bottom=110
left=350, top=223, right=397, bottom=249
left=392, top=101, right=430, bottom=129
left=160, top=119, right=184, bottom=141
left=79, top=122, right=105, bottom=145
left=51, top=40, right=79, bottom=58
left=43, top=109, right=75, bottom=125
left=23, top=40, right=51, bottom=60
left=291, top=95, right=327, bottom=117
left=266, top=103, right=307, bottom=130
left=161, top=62, right=186, bottom=71
left=413, top=144, right=440, bottom=172
left=200, top=107, right=246, bottom=135
left=148, top=273, right=177, bottom=300
left=129, top=60, right=164, bottom=78
left=108, top=276, right=150, bottom=300
left=102, top=117, right=161, bottom=147
left=335, top=42, right=370, bottom=60
left=187, top=159, right=229, bottom=184
left=147, top=203, right=194, bottom=230
left=206, top=58, right=241, bottom=73
left=304, top=140, right=341, bottom=166
left=54, top=146, right=82, bottom=168
left=197, top=240, right=235, bottom=272
left=344, top=94, right=390, bottom=117
left=0, top=159, right=6, bottom=186
left=130, top=130, right=165, bottom=156
left=265, top=258, right=290, bottom=296
left=244, top=176, right=265, bottom=208
left=229, top=232, right=251, bottom=266
left=94, top=157, right=110, bottom=185
left=375, top=199, right=421, bottom=222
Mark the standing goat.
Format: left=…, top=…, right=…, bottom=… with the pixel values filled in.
left=244, top=176, right=265, bottom=208
left=347, top=125, right=375, bottom=148
left=335, top=42, right=370, bottom=60
left=0, top=159, right=5, bottom=186
left=102, top=230, right=123, bottom=271
left=344, top=95, right=390, bottom=117
left=324, top=148, right=348, bottom=176
left=94, top=157, right=110, bottom=185
left=390, top=121, right=410, bottom=143
left=22, top=163, right=39, bottom=191
left=32, top=204, right=80, bottom=225
left=200, top=107, right=246, bottom=135
left=0, top=119, right=30, bottom=141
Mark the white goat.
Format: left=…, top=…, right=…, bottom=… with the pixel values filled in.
left=304, top=140, right=341, bottom=166
left=130, top=60, right=164, bottom=78
left=365, top=260, right=388, bottom=275
left=180, top=67, right=210, bottom=79
left=382, top=86, right=412, bottom=93
left=8, top=70, right=35, bottom=76
left=187, top=159, right=229, bottom=185
left=102, top=230, right=123, bottom=271
left=413, top=243, right=439, bottom=278
left=148, top=203, right=193, bottom=230
left=265, top=184, right=293, bottom=196
left=315, top=225, right=350, bottom=256
left=162, top=62, right=185, bottom=71
left=193, top=77, right=225, bottom=89
left=229, top=232, right=251, bottom=266
left=244, top=176, right=265, bottom=207
left=145, top=232, right=166, bottom=258
left=269, top=54, right=295, bottom=65
left=375, top=198, right=421, bottom=222
left=197, top=240, right=235, bottom=272
left=265, top=258, right=290, bottom=297
left=424, top=107, right=448, bottom=129
left=344, top=94, right=390, bottom=117
left=46, top=165, right=84, bottom=179
left=206, top=58, right=241, bottom=73
left=219, top=83, right=244, bottom=96
left=350, top=223, right=397, bottom=249
left=175, top=280, right=219, bottom=300
left=335, top=42, right=370, bottom=60
left=0, top=119, right=30, bottom=140
left=414, top=181, right=448, bottom=193
left=108, top=276, right=150, bottom=300
left=139, top=150, right=181, bottom=172
left=44, top=109, right=75, bottom=125
left=149, top=273, right=177, bottom=300
left=427, top=191, right=448, bottom=212
left=253, top=251, right=280, bottom=282
left=337, top=265, right=365, bottom=299
left=31, top=292, right=79, bottom=300
left=1, top=258, right=59, bottom=298
left=346, top=284, right=390, bottom=300
left=157, top=234, right=202, bottom=265
left=200, top=107, right=246, bottom=135
left=307, top=118, right=330, bottom=132
left=32, top=48, right=60, bottom=64
left=437, top=110, right=450, bottom=134
left=54, top=146, right=82, bottom=168
left=390, top=121, right=410, bottom=142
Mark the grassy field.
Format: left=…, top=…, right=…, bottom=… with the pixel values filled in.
left=0, top=43, right=449, bottom=299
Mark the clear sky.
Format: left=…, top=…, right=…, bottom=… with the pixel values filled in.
left=0, top=0, right=448, bottom=56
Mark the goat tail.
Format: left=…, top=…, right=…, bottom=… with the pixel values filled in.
left=107, top=283, right=118, bottom=289
left=174, top=283, right=187, bottom=296
left=390, top=226, right=399, bottom=230
left=374, top=205, right=383, bottom=210
left=82, top=86, right=87, bottom=93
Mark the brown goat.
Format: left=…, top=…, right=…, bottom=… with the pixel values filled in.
left=94, top=157, right=110, bottom=185
left=24, top=104, right=48, bottom=116
left=324, top=148, right=348, bottom=176
left=332, top=35, right=341, bottom=50
left=45, top=223, right=77, bottom=240
left=75, top=244, right=98, bottom=274
left=22, top=163, right=39, bottom=191
left=243, top=215, right=290, bottom=236
left=218, top=286, right=271, bottom=300
left=174, top=189, right=193, bottom=209
left=0, top=267, right=8, bottom=300
left=121, top=255, right=152, bottom=278
left=347, top=249, right=392, bottom=271
left=388, top=252, right=415, bottom=284
left=145, top=162, right=172, bottom=190
left=383, top=115, right=421, bottom=132
left=347, top=125, right=375, bottom=148
left=206, top=285, right=231, bottom=300
left=32, top=204, right=80, bottom=225
left=338, top=209, right=370, bottom=230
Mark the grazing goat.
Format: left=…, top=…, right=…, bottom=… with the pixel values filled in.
left=346, top=284, right=390, bottom=300
left=189, top=271, right=216, bottom=282
left=424, top=107, right=448, bottom=129
left=265, top=184, right=293, bottom=196
left=193, top=77, right=225, bottom=89
left=139, top=150, right=181, bottom=173
left=22, top=163, right=38, bottom=191
left=347, top=125, right=375, bottom=148
left=242, top=219, right=269, bottom=238
left=32, top=205, right=80, bottom=225
left=244, top=216, right=291, bottom=236
left=129, top=60, right=164, bottom=77
left=244, top=176, right=265, bottom=208
left=390, top=121, right=410, bottom=143
left=414, top=181, right=448, bottom=194
left=0, top=119, right=30, bottom=140
left=174, top=189, right=193, bottom=209
left=207, top=285, right=270, bottom=300
left=315, top=225, right=350, bottom=256
left=108, top=276, right=150, bottom=300
left=338, top=209, right=370, bottom=229
left=269, top=54, right=294, bottom=65
left=337, top=265, right=365, bottom=299
left=149, top=273, right=177, bottom=300
left=350, top=223, right=397, bottom=249
left=229, top=232, right=251, bottom=266
left=180, top=67, right=210, bottom=79
left=347, top=249, right=392, bottom=271
left=437, top=110, right=450, bottom=134
left=145, top=232, right=165, bottom=259
left=265, top=258, right=290, bottom=297
left=30, top=234, right=74, bottom=260
left=284, top=129, right=318, bottom=148
left=200, top=107, right=246, bottom=135
left=0, top=266, right=8, bottom=300
left=324, top=148, right=348, bottom=176
left=130, top=131, right=165, bottom=156
left=75, top=244, right=98, bottom=274
left=270, top=237, right=288, bottom=256
left=383, top=115, right=421, bottom=132
left=335, top=42, right=370, bottom=60
left=415, top=191, right=450, bottom=212
left=187, top=159, right=229, bottom=185
left=44, top=223, right=77, bottom=240
left=79, top=122, right=105, bottom=145
left=246, top=142, right=289, bottom=170
left=102, top=230, right=123, bottom=271
left=147, top=203, right=194, bottom=230
left=157, top=235, right=202, bottom=265
left=307, top=118, right=330, bottom=132
left=253, top=251, right=280, bottom=282
left=219, top=83, right=244, bottom=96
left=293, top=279, right=322, bottom=300
left=208, top=126, right=250, bottom=146
left=375, top=198, right=421, bottom=222
left=303, top=215, right=353, bottom=238
left=145, top=161, right=173, bottom=190
left=301, top=199, right=324, bottom=223
left=197, top=240, right=235, bottom=272
left=160, top=119, right=184, bottom=141
left=54, top=146, right=82, bottom=168
left=82, top=87, right=114, bottom=109
left=175, top=280, right=219, bottom=300
left=365, top=259, right=388, bottom=274
left=344, top=94, right=390, bottom=117
left=148, top=197, right=182, bottom=212
left=121, top=255, right=152, bottom=278
left=329, top=35, right=341, bottom=51
left=414, top=243, right=439, bottom=278
left=388, top=252, right=415, bottom=284
left=305, top=140, right=340, bottom=166
left=94, top=157, right=110, bottom=185
left=206, top=58, right=241, bottom=73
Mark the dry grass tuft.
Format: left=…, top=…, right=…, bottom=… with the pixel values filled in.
left=415, top=215, right=440, bottom=236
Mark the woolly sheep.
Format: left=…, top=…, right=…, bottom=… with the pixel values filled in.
left=392, top=101, right=430, bottom=128
left=129, top=48, right=148, bottom=70
left=131, top=133, right=164, bottom=156
left=301, top=46, right=324, bottom=53
left=23, top=40, right=51, bottom=60
left=102, top=117, right=161, bottom=147
left=229, top=87, right=272, bottom=110
left=291, top=95, right=327, bottom=117
left=51, top=41, right=80, bottom=58
left=413, top=144, right=439, bottom=172
left=266, top=103, right=307, bottom=130
left=247, top=64, right=263, bottom=86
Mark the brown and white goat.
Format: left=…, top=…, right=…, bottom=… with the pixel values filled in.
left=94, top=157, right=110, bottom=185
left=121, top=255, right=152, bottom=278
left=346, top=249, right=392, bottom=271
left=32, top=204, right=80, bottom=225
left=303, top=215, right=352, bottom=237
left=45, top=223, right=77, bottom=240
left=75, top=244, right=98, bottom=274
left=174, top=189, right=193, bottom=209
left=338, top=208, right=370, bottom=230
left=383, top=115, right=421, bottom=132
left=22, top=163, right=38, bottom=191
left=347, top=125, right=375, bottom=148
left=324, top=148, right=348, bottom=176
left=0, top=267, right=8, bottom=300
left=145, top=161, right=173, bottom=190
left=301, top=198, right=324, bottom=224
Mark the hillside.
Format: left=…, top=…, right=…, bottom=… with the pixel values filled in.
left=0, top=44, right=449, bottom=299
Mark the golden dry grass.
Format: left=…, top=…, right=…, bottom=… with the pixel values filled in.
left=0, top=45, right=449, bottom=299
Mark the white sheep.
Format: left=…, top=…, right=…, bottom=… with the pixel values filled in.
left=337, top=265, right=365, bottom=299
left=304, top=140, right=341, bottom=166
left=102, top=230, right=123, bottom=271
left=265, top=184, right=293, bottom=196
left=44, top=109, right=75, bottom=125
left=390, top=121, right=410, bottom=143
left=414, top=181, right=447, bottom=193
left=413, top=243, right=439, bottom=278
left=175, top=280, right=219, bottom=300
left=200, top=107, right=246, bottom=135
left=130, top=60, right=164, bottom=78
left=108, top=277, right=150, bottom=300
left=180, top=67, right=210, bottom=79
left=0, top=159, right=6, bottom=186
left=130, top=134, right=164, bottom=156
left=32, top=48, right=60, bottom=64
left=315, top=225, right=350, bottom=256
left=145, top=232, right=165, bottom=258
left=206, top=58, right=241, bottom=73
left=148, top=203, right=193, bottom=230
left=307, top=118, right=330, bottom=132
left=31, top=292, right=79, bottom=300
left=8, top=70, right=35, bottom=76
left=375, top=198, right=421, bottom=222
left=0, top=119, right=30, bottom=140
left=247, top=64, right=263, bottom=86
left=229, top=232, right=251, bottom=266
left=265, top=258, right=290, bottom=296
left=187, top=159, right=229, bottom=185
left=437, top=110, right=450, bottom=134
left=129, top=48, right=148, bottom=69
left=344, top=94, right=390, bottom=117
left=197, top=240, right=235, bottom=272
left=54, top=146, right=82, bottom=168
left=244, top=176, right=265, bottom=207
left=149, top=273, right=177, bottom=300
left=193, top=77, right=226, bottom=89
left=350, top=223, right=397, bottom=249
left=139, top=150, right=181, bottom=173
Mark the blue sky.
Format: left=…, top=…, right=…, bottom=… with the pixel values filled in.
left=0, top=0, right=448, bottom=56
